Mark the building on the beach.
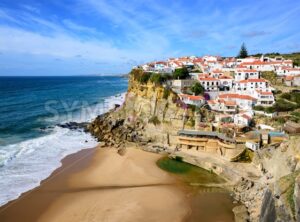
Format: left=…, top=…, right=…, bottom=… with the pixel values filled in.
left=176, top=130, right=246, bottom=161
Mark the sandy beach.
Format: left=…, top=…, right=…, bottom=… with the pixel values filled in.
left=0, top=147, right=189, bottom=222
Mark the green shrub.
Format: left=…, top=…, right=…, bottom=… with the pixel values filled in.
left=253, top=105, right=265, bottom=111
left=281, top=93, right=292, bottom=100
left=191, top=82, right=204, bottom=95
left=274, top=116, right=286, bottom=124
left=291, top=111, right=300, bottom=117
left=273, top=99, right=297, bottom=112
left=265, top=106, right=276, bottom=113
left=261, top=71, right=277, bottom=84
left=130, top=69, right=151, bottom=84
left=150, top=73, right=167, bottom=85
left=163, top=88, right=171, bottom=99
left=173, top=67, right=189, bottom=79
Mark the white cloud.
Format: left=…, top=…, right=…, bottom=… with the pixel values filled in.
left=62, top=19, right=99, bottom=35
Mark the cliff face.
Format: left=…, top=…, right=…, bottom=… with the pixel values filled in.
left=234, top=137, right=300, bottom=222
left=88, top=76, right=195, bottom=147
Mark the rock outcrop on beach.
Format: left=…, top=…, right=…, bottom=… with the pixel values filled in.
left=88, top=72, right=300, bottom=222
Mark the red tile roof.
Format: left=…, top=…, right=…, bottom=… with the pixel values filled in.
left=207, top=100, right=217, bottom=104
left=219, top=75, right=233, bottom=79
left=238, top=78, right=267, bottom=83
left=256, top=90, right=273, bottom=95
left=199, top=77, right=219, bottom=81
left=242, top=114, right=252, bottom=120
left=219, top=93, right=256, bottom=101
left=180, top=94, right=204, bottom=101
left=284, top=76, right=294, bottom=81
left=224, top=100, right=237, bottom=106
left=236, top=69, right=258, bottom=73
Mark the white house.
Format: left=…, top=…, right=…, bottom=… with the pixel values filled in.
left=284, top=75, right=300, bottom=87
left=207, top=99, right=237, bottom=113
left=234, top=113, right=252, bottom=126
left=218, top=93, right=257, bottom=110
left=219, top=75, right=234, bottom=90
left=234, top=79, right=269, bottom=92
left=276, top=67, right=300, bottom=76
left=234, top=69, right=260, bottom=81
left=179, top=94, right=205, bottom=106
left=253, top=90, right=275, bottom=106
left=245, top=141, right=260, bottom=151
left=237, top=57, right=259, bottom=64
left=203, top=55, right=219, bottom=62
left=240, top=60, right=293, bottom=72
left=210, top=69, right=224, bottom=78
left=198, top=75, right=220, bottom=91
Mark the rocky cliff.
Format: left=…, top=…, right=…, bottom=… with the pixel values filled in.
left=88, top=75, right=196, bottom=148
left=234, top=137, right=300, bottom=222
left=88, top=74, right=300, bottom=222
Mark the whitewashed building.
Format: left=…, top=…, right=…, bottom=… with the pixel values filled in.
left=198, top=75, right=220, bottom=91
left=179, top=94, right=205, bottom=106
left=234, top=79, right=269, bottom=92
left=253, top=90, right=275, bottom=106
left=218, top=93, right=257, bottom=110
left=234, top=69, right=260, bottom=81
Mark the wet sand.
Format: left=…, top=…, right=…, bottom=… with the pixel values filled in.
left=0, top=147, right=189, bottom=222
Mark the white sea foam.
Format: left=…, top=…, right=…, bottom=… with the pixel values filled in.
left=0, top=92, right=126, bottom=206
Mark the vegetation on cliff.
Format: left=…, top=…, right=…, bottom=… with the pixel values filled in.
left=190, top=82, right=204, bottom=95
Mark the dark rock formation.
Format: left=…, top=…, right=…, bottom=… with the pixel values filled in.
left=88, top=113, right=149, bottom=147
left=57, top=122, right=89, bottom=131
left=259, top=189, right=276, bottom=222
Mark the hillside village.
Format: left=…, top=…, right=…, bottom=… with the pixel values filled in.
left=131, top=51, right=300, bottom=160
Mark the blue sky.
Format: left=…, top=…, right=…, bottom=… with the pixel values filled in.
left=0, top=0, right=299, bottom=76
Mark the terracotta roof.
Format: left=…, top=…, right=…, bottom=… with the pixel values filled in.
left=256, top=90, right=273, bottom=95
left=224, top=100, right=237, bottom=106
left=212, top=69, right=223, bottom=73
left=282, top=67, right=300, bottom=71
left=180, top=94, right=204, bottom=101
left=219, top=93, right=256, bottom=101
left=236, top=69, right=258, bottom=73
left=238, top=78, right=267, bottom=83
left=242, top=114, right=252, bottom=120
left=155, top=61, right=167, bottom=65
left=241, top=61, right=265, bottom=65
left=207, top=100, right=217, bottom=104
left=199, top=77, right=219, bottom=81
left=219, top=75, right=233, bottom=79
left=284, top=76, right=294, bottom=81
